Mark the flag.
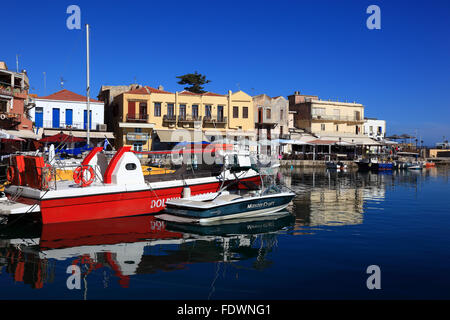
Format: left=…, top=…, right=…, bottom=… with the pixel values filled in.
left=103, top=139, right=109, bottom=150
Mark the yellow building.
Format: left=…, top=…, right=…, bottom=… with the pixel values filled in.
left=103, top=86, right=255, bottom=151
left=288, top=91, right=365, bottom=137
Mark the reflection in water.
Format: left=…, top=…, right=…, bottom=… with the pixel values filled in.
left=0, top=213, right=295, bottom=295
left=1, top=167, right=447, bottom=299
left=279, top=168, right=444, bottom=232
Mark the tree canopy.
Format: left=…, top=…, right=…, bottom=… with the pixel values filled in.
left=176, top=71, right=211, bottom=94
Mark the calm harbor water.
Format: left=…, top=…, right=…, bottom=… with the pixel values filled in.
left=0, top=167, right=449, bottom=299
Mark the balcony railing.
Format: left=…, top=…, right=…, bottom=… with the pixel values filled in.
left=178, top=114, right=202, bottom=122
left=40, top=121, right=100, bottom=130
left=126, top=113, right=148, bottom=122
left=311, top=114, right=363, bottom=122
left=204, top=116, right=227, bottom=124
left=163, top=114, right=177, bottom=122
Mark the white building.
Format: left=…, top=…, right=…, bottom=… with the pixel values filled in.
left=32, top=89, right=106, bottom=131
left=363, top=118, right=386, bottom=141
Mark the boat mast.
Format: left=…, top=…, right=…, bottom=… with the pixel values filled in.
left=86, top=24, right=90, bottom=146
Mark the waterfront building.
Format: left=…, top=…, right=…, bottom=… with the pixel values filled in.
left=253, top=94, right=290, bottom=156
left=0, top=61, right=37, bottom=139
left=98, top=85, right=256, bottom=151
left=31, top=89, right=114, bottom=145
left=363, top=118, right=386, bottom=141
left=288, top=91, right=365, bottom=137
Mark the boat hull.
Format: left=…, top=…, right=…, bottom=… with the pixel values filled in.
left=3, top=176, right=262, bottom=224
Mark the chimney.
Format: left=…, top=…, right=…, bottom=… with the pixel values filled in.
left=158, top=85, right=164, bottom=91
left=294, top=91, right=300, bottom=95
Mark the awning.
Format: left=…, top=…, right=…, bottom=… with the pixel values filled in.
left=308, top=139, right=338, bottom=145
left=155, top=130, right=206, bottom=143
left=274, top=139, right=310, bottom=145
left=43, top=129, right=115, bottom=139
left=204, top=130, right=256, bottom=138
left=340, top=137, right=380, bottom=145
left=4, top=129, right=40, bottom=139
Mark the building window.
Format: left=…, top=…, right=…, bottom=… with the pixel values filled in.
left=233, top=106, right=239, bottom=118
left=312, top=107, right=325, bottom=118
left=243, top=107, right=248, bottom=118
left=321, top=124, right=325, bottom=131
left=135, top=128, right=142, bottom=133
left=205, top=105, right=212, bottom=119
left=179, top=104, right=186, bottom=119
left=133, top=142, right=143, bottom=152
left=336, top=125, right=339, bottom=131
left=378, top=126, right=383, bottom=134
left=167, top=103, right=174, bottom=117
left=217, top=105, right=224, bottom=121
left=333, top=109, right=340, bottom=120
left=192, top=104, right=199, bottom=119
left=154, top=102, right=161, bottom=117
left=266, top=108, right=271, bottom=119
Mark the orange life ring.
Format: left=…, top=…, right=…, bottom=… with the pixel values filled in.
left=6, top=166, right=14, bottom=182
left=73, top=165, right=95, bottom=187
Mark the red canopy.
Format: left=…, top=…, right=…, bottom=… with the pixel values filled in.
left=39, top=132, right=85, bottom=143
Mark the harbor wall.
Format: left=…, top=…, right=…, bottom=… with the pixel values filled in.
left=280, top=160, right=357, bottom=168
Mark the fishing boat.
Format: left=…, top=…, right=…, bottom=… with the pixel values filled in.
left=0, top=146, right=261, bottom=224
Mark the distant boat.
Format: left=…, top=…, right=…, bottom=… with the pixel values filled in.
left=326, top=161, right=347, bottom=170
left=408, top=162, right=423, bottom=170
left=356, top=158, right=392, bottom=172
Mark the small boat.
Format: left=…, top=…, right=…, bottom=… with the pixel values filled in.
left=424, top=162, right=436, bottom=168
left=378, top=162, right=393, bottom=171
left=355, top=158, right=379, bottom=172
left=158, top=184, right=295, bottom=224
left=326, top=161, right=347, bottom=170
left=356, top=158, right=393, bottom=172
left=407, top=162, right=423, bottom=170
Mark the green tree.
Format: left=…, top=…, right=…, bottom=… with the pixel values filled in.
left=176, top=71, right=211, bottom=94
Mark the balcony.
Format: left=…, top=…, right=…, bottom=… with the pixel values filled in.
left=311, top=114, right=363, bottom=123
left=126, top=113, right=148, bottom=123
left=204, top=116, right=227, bottom=124
left=177, top=114, right=202, bottom=123
left=163, top=114, right=177, bottom=123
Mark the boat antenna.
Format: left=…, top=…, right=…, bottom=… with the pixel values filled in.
left=86, top=23, right=91, bottom=147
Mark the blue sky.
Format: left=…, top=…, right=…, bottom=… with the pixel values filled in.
left=2, top=0, right=449, bottom=144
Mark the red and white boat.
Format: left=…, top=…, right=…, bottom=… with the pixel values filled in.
left=0, top=146, right=261, bottom=224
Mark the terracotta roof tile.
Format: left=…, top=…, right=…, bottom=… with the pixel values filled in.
left=126, top=86, right=172, bottom=95
left=38, top=89, right=101, bottom=103
left=203, top=92, right=225, bottom=97
left=179, top=90, right=224, bottom=96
